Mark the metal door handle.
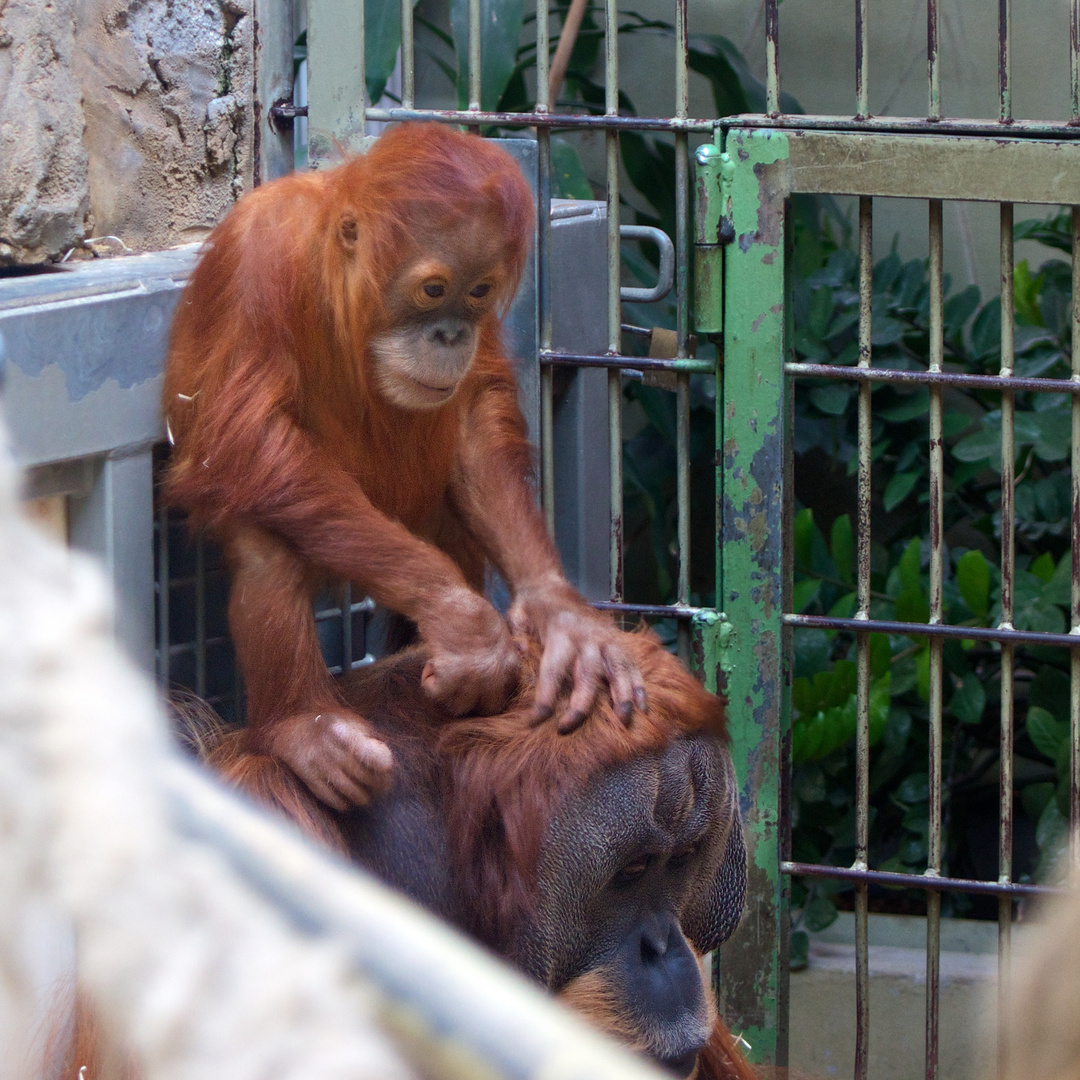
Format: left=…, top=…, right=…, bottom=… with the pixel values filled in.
left=619, top=225, right=675, bottom=303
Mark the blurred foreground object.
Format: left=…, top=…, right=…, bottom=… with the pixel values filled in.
left=999, top=873, right=1080, bottom=1080
left=0, top=396, right=669, bottom=1080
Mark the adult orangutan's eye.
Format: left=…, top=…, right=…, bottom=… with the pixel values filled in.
left=423, top=282, right=445, bottom=298
left=613, top=858, right=650, bottom=886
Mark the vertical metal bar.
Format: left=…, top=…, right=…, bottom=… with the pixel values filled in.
left=999, top=0, right=1011, bottom=123
left=927, top=0, right=940, bottom=120
left=1072, top=206, right=1080, bottom=872
left=675, top=0, right=690, bottom=660
left=765, top=0, right=779, bottom=116
left=998, top=200, right=1017, bottom=1079
left=853, top=195, right=873, bottom=1080
left=156, top=503, right=170, bottom=688
left=606, top=0, right=623, bottom=602
left=305, top=0, right=366, bottom=160
left=468, top=0, right=481, bottom=111
left=1072, top=0, right=1080, bottom=121
left=716, top=128, right=790, bottom=1068
left=342, top=582, right=353, bottom=671
left=194, top=533, right=207, bottom=700
left=537, top=0, right=555, bottom=534
left=402, top=0, right=415, bottom=108
left=925, top=198, right=945, bottom=1080
left=252, top=0, right=295, bottom=183
left=855, top=0, right=869, bottom=118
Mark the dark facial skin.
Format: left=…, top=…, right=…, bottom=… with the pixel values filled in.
left=339, top=726, right=746, bottom=1078
left=512, top=739, right=745, bottom=1075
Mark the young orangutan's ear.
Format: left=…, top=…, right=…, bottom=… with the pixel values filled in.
left=339, top=212, right=359, bottom=249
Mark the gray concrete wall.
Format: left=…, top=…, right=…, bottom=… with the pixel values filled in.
left=0, top=0, right=256, bottom=267
left=788, top=913, right=1029, bottom=1079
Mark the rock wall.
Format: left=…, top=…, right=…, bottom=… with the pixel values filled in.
left=0, top=0, right=91, bottom=266
left=0, top=0, right=258, bottom=267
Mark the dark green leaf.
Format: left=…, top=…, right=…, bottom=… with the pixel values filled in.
left=896, top=772, right=929, bottom=804
left=1030, top=552, right=1056, bottom=584
left=1022, top=781, right=1055, bottom=822
left=879, top=389, right=930, bottom=422
left=450, top=0, right=524, bottom=110
left=871, top=316, right=906, bottom=346
left=809, top=383, right=852, bottom=416
left=795, top=764, right=828, bottom=803
left=952, top=423, right=1001, bottom=465
left=831, top=515, right=854, bottom=583
left=883, top=471, right=919, bottom=513
left=1031, top=407, right=1071, bottom=462
left=1042, top=552, right=1072, bottom=608
left=970, top=302, right=1002, bottom=360
left=898, top=538, right=923, bottom=594
left=1027, top=705, right=1067, bottom=761
left=366, top=0, right=418, bottom=102
left=1037, top=800, right=1068, bottom=852
left=803, top=895, right=839, bottom=932
left=956, top=550, right=990, bottom=618
left=794, top=629, right=830, bottom=678
left=793, top=578, right=822, bottom=613
left=949, top=675, right=986, bottom=725
left=943, top=285, right=981, bottom=338
left=550, top=137, right=592, bottom=199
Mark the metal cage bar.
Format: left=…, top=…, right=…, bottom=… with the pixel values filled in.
left=674, top=0, right=691, bottom=663
left=1073, top=207, right=1080, bottom=875
left=925, top=197, right=945, bottom=1080
left=927, top=0, right=941, bottom=120
left=997, top=201, right=1017, bottom=1079
left=605, top=0, right=623, bottom=604
left=855, top=0, right=868, bottom=119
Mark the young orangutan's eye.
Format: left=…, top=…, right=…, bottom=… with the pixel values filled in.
left=470, top=283, right=492, bottom=298
left=423, top=282, right=445, bottom=298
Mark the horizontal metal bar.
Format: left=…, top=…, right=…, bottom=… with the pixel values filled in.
left=786, top=613, right=1080, bottom=649
left=787, top=362, right=1080, bottom=396
left=543, top=351, right=714, bottom=374
left=270, top=102, right=715, bottom=133
left=592, top=600, right=703, bottom=620
left=167, top=637, right=230, bottom=657
left=783, top=130, right=1080, bottom=203
left=314, top=598, right=377, bottom=622
left=725, top=113, right=1080, bottom=139
left=275, top=104, right=1080, bottom=142
left=783, top=862, right=1060, bottom=899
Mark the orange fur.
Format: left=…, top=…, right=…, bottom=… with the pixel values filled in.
left=162, top=120, right=649, bottom=813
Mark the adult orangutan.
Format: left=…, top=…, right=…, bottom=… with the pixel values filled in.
left=62, top=631, right=754, bottom=1080
left=163, top=122, right=646, bottom=811
left=207, top=628, right=755, bottom=1080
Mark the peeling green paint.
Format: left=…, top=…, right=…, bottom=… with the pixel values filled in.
left=713, top=128, right=791, bottom=1068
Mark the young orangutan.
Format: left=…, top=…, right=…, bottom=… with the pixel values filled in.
left=164, top=122, right=646, bottom=813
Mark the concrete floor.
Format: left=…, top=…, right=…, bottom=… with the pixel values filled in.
left=788, top=914, right=1031, bottom=1080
